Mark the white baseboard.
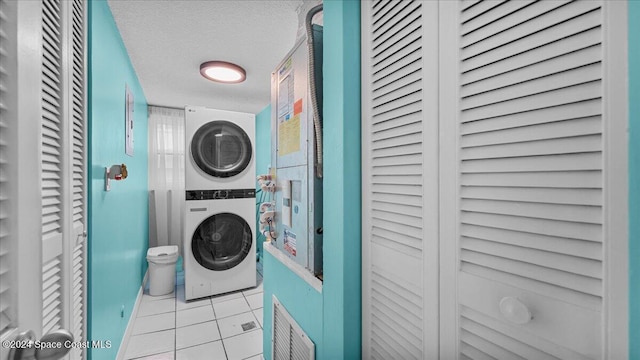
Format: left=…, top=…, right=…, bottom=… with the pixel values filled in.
left=116, top=270, right=148, bottom=360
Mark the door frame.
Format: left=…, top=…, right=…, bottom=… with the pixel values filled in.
left=0, top=2, right=88, bottom=359
left=437, top=1, right=460, bottom=358
left=602, top=1, right=629, bottom=358
left=1, top=0, right=46, bottom=347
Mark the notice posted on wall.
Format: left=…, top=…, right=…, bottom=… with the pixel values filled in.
left=278, top=114, right=300, bottom=156
left=283, top=229, right=297, bottom=257
left=278, top=72, right=300, bottom=156
left=277, top=73, right=294, bottom=117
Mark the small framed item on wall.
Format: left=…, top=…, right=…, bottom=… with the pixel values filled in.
left=125, top=84, right=134, bottom=156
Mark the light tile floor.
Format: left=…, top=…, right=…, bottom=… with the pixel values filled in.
left=123, top=263, right=264, bottom=360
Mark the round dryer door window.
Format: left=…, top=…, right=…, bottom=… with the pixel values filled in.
left=190, top=120, right=252, bottom=178
left=191, top=212, right=253, bottom=271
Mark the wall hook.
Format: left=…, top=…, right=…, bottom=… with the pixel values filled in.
left=105, top=164, right=128, bottom=191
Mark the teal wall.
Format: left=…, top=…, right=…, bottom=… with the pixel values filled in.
left=321, top=0, right=361, bottom=358
left=87, top=1, right=149, bottom=359
left=263, top=251, right=324, bottom=359
left=262, top=1, right=361, bottom=359
left=629, top=1, right=639, bottom=358
left=255, top=105, right=271, bottom=176
left=255, top=105, right=272, bottom=261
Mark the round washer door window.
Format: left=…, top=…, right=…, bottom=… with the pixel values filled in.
left=191, top=213, right=252, bottom=271
left=190, top=120, right=252, bottom=178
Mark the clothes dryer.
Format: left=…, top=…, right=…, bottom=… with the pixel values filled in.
left=185, top=106, right=255, bottom=190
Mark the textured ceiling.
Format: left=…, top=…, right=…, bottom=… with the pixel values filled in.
left=108, top=0, right=300, bottom=114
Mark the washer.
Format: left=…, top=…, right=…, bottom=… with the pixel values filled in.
left=184, top=189, right=256, bottom=300
left=185, top=106, right=255, bottom=190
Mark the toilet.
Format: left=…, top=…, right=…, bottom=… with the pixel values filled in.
left=146, top=245, right=179, bottom=296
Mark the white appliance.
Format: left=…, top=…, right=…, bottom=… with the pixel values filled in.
left=184, top=192, right=256, bottom=300
left=185, top=106, right=255, bottom=190
left=184, top=106, right=257, bottom=300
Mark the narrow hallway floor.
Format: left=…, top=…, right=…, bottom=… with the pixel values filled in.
left=123, top=262, right=264, bottom=360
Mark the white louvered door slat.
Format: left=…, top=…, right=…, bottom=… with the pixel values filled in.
left=454, top=1, right=605, bottom=358
left=42, top=259, right=62, bottom=335
left=41, top=0, right=65, bottom=338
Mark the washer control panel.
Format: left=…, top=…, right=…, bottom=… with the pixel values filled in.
left=186, top=188, right=255, bottom=201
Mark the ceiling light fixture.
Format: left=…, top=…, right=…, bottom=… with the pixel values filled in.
left=199, top=61, right=246, bottom=84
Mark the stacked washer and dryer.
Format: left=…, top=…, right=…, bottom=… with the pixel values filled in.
left=184, top=106, right=257, bottom=300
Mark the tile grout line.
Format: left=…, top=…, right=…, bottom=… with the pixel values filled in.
left=128, top=327, right=176, bottom=338
left=136, top=308, right=176, bottom=318
left=221, top=326, right=262, bottom=341
left=215, top=306, right=263, bottom=321
left=172, top=340, right=222, bottom=356
left=212, top=297, right=230, bottom=360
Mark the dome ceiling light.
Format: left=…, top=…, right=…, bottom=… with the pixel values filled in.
left=199, top=61, right=246, bottom=84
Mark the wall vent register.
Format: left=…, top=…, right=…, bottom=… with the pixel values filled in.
left=272, top=295, right=315, bottom=360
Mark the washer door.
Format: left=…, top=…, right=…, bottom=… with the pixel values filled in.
left=191, top=212, right=253, bottom=271
left=190, top=120, right=252, bottom=178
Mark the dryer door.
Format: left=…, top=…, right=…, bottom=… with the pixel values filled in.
left=191, top=212, right=253, bottom=270
left=190, top=120, right=252, bottom=178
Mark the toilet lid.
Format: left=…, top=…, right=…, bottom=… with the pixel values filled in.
left=147, top=245, right=178, bottom=257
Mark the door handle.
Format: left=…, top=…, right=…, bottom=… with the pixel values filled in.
left=9, top=329, right=74, bottom=360
left=499, top=297, right=533, bottom=325
left=8, top=330, right=35, bottom=360
left=34, top=330, right=73, bottom=360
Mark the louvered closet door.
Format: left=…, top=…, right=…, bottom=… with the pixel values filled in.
left=0, top=1, right=46, bottom=357
left=364, top=0, right=627, bottom=359
left=361, top=0, right=440, bottom=359
left=1, top=0, right=86, bottom=357
left=41, top=0, right=87, bottom=355
left=450, top=1, right=607, bottom=358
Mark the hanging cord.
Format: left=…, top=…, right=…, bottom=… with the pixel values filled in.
left=267, top=218, right=277, bottom=240
left=306, top=4, right=323, bottom=178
